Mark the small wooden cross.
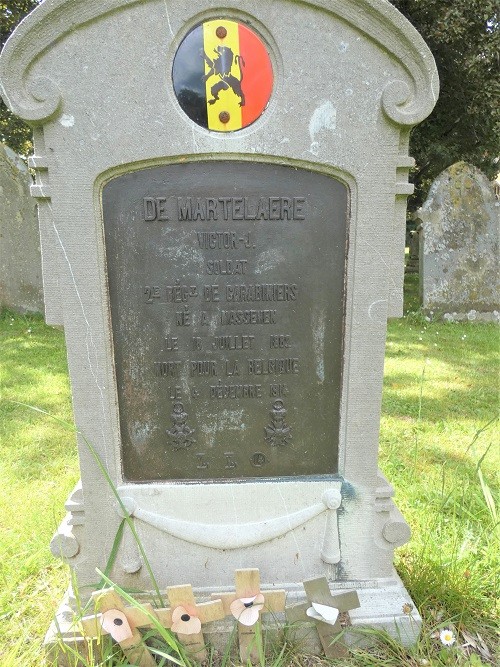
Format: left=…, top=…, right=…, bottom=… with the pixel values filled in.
left=212, top=568, right=286, bottom=664
left=80, top=588, right=157, bottom=667
left=162, top=584, right=225, bottom=662
left=286, top=577, right=360, bottom=658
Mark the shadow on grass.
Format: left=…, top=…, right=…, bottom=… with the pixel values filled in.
left=384, top=283, right=499, bottom=426
left=1, top=309, right=74, bottom=482
left=382, top=381, right=497, bottom=423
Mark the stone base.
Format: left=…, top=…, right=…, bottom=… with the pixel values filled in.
left=45, top=575, right=421, bottom=665
left=440, top=310, right=499, bottom=323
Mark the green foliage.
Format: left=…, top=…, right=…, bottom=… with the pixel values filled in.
left=391, top=0, right=500, bottom=209
left=1, top=0, right=39, bottom=44
left=0, top=1, right=40, bottom=154
left=0, top=103, right=33, bottom=155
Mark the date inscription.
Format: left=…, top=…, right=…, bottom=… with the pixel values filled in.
left=102, top=161, right=347, bottom=481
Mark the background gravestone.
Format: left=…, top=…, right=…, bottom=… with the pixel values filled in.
left=1, top=0, right=439, bottom=656
left=0, top=143, right=43, bottom=313
left=405, top=222, right=421, bottom=274
left=418, top=162, right=500, bottom=320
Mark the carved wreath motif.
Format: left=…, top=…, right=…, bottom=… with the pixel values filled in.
left=166, top=401, right=196, bottom=450
left=264, top=399, right=292, bottom=447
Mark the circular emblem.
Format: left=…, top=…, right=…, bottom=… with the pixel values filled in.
left=172, top=20, right=273, bottom=132
left=251, top=452, right=267, bottom=467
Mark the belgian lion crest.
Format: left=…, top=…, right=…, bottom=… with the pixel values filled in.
left=203, top=45, right=246, bottom=107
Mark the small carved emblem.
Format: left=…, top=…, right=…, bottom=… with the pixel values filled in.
left=166, top=402, right=196, bottom=450
left=251, top=452, right=267, bottom=467
left=264, top=399, right=292, bottom=447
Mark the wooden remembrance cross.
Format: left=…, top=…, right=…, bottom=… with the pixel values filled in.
left=80, top=588, right=157, bottom=667
left=212, top=568, right=286, bottom=663
left=286, top=577, right=360, bottom=658
left=81, top=585, right=225, bottom=663
left=161, top=584, right=225, bottom=661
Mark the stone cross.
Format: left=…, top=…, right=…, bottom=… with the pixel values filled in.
left=212, top=568, right=286, bottom=663
left=286, top=577, right=360, bottom=658
left=161, top=584, right=225, bottom=662
left=80, top=588, right=156, bottom=667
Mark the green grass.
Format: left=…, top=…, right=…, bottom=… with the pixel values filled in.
left=380, top=275, right=499, bottom=664
left=0, top=276, right=498, bottom=665
left=0, top=309, right=78, bottom=665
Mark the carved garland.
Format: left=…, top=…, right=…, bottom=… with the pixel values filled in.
left=116, top=487, right=342, bottom=563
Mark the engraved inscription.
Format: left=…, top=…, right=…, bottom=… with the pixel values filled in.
left=191, top=360, right=217, bottom=376
left=270, top=383, right=288, bottom=397
left=166, top=283, right=198, bottom=302
left=197, top=231, right=254, bottom=249
left=248, top=358, right=299, bottom=374
left=176, top=306, right=191, bottom=326
left=225, top=359, right=239, bottom=375
left=103, top=161, right=347, bottom=480
left=164, top=336, right=178, bottom=351
left=177, top=196, right=306, bottom=221
left=224, top=452, right=237, bottom=469
left=220, top=309, right=276, bottom=325
left=206, top=259, right=248, bottom=275
left=213, top=335, right=254, bottom=350
left=270, top=335, right=291, bottom=348
left=143, top=197, right=170, bottom=221
left=210, top=382, right=262, bottom=399
left=226, top=284, right=297, bottom=301
left=168, top=386, right=182, bottom=400
left=144, top=285, right=160, bottom=302
left=154, top=361, right=181, bottom=377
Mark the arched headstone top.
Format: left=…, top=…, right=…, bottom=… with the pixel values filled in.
left=0, top=0, right=438, bottom=126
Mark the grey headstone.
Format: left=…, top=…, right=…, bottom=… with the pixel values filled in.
left=1, top=0, right=439, bottom=654
left=419, top=162, right=500, bottom=320
left=0, top=143, right=43, bottom=313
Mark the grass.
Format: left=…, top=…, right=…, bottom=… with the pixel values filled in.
left=0, top=275, right=498, bottom=666
left=0, top=309, right=78, bottom=665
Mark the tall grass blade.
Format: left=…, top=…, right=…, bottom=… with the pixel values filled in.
left=477, top=467, right=497, bottom=524
left=100, top=518, right=126, bottom=584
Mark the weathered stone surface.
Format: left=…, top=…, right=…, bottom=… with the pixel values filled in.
left=418, top=162, right=500, bottom=318
left=0, top=143, right=43, bottom=313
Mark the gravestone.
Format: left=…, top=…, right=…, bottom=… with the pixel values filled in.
left=0, top=0, right=438, bottom=657
left=0, top=143, right=43, bottom=313
left=405, top=224, right=421, bottom=274
left=418, top=162, right=500, bottom=320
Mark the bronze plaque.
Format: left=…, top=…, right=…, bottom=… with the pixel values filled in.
left=102, top=161, right=348, bottom=481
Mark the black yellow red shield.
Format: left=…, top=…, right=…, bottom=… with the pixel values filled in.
left=172, top=20, right=273, bottom=132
